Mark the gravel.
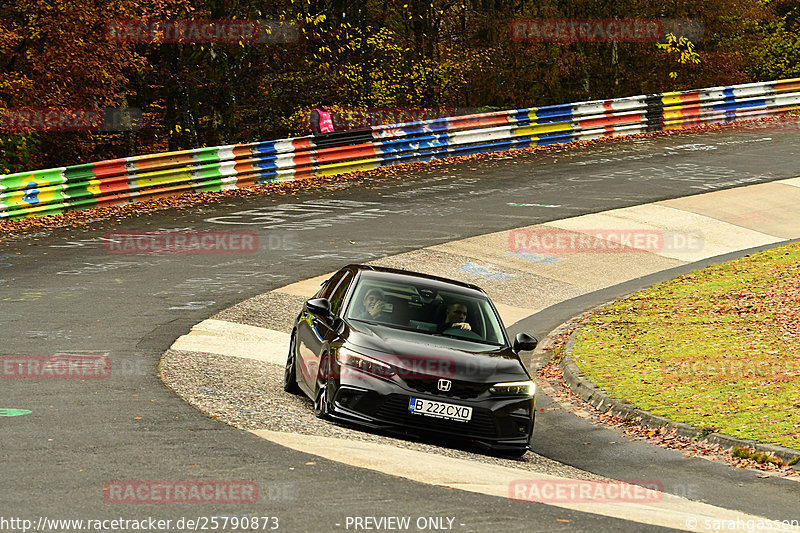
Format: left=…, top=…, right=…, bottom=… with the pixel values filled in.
left=212, top=291, right=306, bottom=333
left=160, top=348, right=604, bottom=480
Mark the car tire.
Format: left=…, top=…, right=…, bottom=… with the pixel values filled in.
left=283, top=332, right=301, bottom=394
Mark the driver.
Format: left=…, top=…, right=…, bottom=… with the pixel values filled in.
left=438, top=301, right=471, bottom=332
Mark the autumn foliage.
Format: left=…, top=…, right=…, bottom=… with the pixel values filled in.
left=1, top=0, right=798, bottom=173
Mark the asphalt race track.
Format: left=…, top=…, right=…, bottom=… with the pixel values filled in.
left=2, top=124, right=799, bottom=532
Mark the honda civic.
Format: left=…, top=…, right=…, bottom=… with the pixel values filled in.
left=284, top=264, right=539, bottom=456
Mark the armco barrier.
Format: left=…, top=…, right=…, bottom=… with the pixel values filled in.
left=2, top=78, right=799, bottom=220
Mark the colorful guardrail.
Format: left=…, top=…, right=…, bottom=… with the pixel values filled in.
left=2, top=78, right=799, bottom=220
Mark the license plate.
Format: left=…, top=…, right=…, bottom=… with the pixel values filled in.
left=408, top=397, right=472, bottom=422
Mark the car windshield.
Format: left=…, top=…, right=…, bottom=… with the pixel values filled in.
left=345, top=276, right=507, bottom=346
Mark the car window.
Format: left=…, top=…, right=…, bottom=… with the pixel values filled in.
left=434, top=290, right=506, bottom=345
left=317, top=270, right=347, bottom=299
left=345, top=276, right=506, bottom=346
left=346, top=282, right=400, bottom=325
left=328, top=271, right=353, bottom=316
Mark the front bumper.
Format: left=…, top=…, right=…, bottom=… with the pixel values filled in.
left=324, top=375, right=535, bottom=451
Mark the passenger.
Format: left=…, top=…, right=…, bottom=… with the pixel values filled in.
left=438, top=301, right=471, bottom=332
left=355, top=288, right=391, bottom=322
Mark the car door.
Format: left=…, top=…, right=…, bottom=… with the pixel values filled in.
left=296, top=270, right=353, bottom=392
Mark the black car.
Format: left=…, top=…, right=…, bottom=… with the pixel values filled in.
left=284, top=264, right=539, bottom=456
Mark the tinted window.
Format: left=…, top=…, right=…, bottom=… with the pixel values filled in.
left=345, top=276, right=506, bottom=346
left=328, top=271, right=353, bottom=315
left=317, top=270, right=347, bottom=299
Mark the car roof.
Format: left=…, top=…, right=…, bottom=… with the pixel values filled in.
left=343, top=264, right=486, bottom=295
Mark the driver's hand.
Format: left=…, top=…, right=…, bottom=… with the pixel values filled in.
left=367, top=299, right=384, bottom=317
left=452, top=322, right=471, bottom=330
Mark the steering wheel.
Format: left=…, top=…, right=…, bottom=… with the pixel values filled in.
left=442, top=327, right=483, bottom=341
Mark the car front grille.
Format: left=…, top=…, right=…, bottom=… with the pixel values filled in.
left=403, top=378, right=489, bottom=399
left=373, top=395, right=498, bottom=438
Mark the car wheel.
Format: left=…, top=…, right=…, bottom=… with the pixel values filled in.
left=283, top=332, right=301, bottom=394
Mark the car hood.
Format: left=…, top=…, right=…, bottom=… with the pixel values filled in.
left=343, top=321, right=529, bottom=383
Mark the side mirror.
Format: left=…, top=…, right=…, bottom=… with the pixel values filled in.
left=513, top=333, right=538, bottom=352
left=306, top=298, right=332, bottom=318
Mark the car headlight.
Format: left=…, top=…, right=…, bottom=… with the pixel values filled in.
left=489, top=380, right=535, bottom=396
left=335, top=347, right=395, bottom=378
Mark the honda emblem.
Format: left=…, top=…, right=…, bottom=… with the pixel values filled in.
left=437, top=379, right=452, bottom=392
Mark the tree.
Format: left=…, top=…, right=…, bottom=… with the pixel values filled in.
left=0, top=0, right=191, bottom=170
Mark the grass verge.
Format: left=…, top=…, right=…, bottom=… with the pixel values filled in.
left=571, top=241, right=800, bottom=450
